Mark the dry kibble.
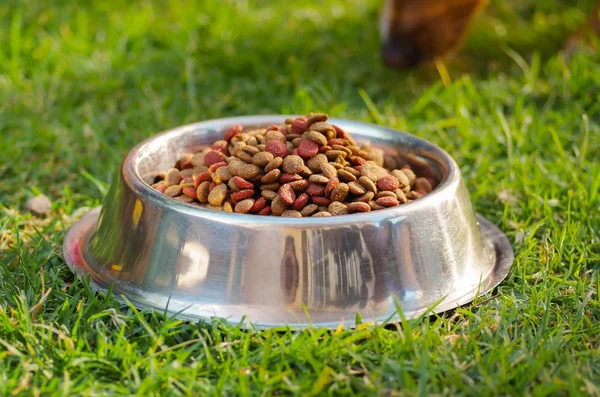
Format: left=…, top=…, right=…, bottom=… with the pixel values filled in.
left=235, top=199, right=255, bottom=213
left=208, top=183, right=228, bottom=206
left=281, top=210, right=302, bottom=218
left=152, top=111, right=434, bottom=215
left=330, top=183, right=349, bottom=202
left=328, top=202, right=348, bottom=216
left=165, top=168, right=181, bottom=186
left=312, top=211, right=332, bottom=217
left=252, top=151, right=274, bottom=167
left=282, top=155, right=304, bottom=174
left=164, top=185, right=183, bottom=197
left=320, top=162, right=338, bottom=179
left=300, top=204, right=319, bottom=216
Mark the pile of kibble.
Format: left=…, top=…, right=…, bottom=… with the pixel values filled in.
left=149, top=113, right=435, bottom=217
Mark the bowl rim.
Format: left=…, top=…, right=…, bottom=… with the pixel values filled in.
left=120, top=115, right=462, bottom=225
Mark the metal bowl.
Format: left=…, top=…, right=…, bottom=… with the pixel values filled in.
left=63, top=116, right=514, bottom=329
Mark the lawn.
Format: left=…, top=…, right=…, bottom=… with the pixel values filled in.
left=1, top=0, right=599, bottom=395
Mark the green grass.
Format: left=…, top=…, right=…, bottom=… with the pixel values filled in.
left=1, top=0, right=599, bottom=395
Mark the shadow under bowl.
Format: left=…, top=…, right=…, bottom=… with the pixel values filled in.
left=63, top=116, right=514, bottom=329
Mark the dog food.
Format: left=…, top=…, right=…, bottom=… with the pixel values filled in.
left=149, top=113, right=436, bottom=216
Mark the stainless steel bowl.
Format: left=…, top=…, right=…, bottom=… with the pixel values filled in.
left=63, top=116, right=514, bottom=329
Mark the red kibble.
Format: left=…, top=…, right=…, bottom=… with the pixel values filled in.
left=311, top=196, right=331, bottom=206
left=212, top=141, right=228, bottom=154
left=208, top=161, right=228, bottom=173
left=376, top=196, right=399, bottom=207
left=250, top=197, right=267, bottom=212
left=265, top=140, right=287, bottom=158
left=154, top=183, right=168, bottom=193
left=209, top=182, right=217, bottom=192
left=328, top=138, right=344, bottom=146
left=233, top=176, right=254, bottom=189
left=354, top=165, right=362, bottom=172
left=332, top=124, right=349, bottom=139
left=181, top=161, right=193, bottom=169
left=224, top=125, right=243, bottom=142
left=291, top=148, right=299, bottom=156
left=194, top=172, right=212, bottom=188
left=280, top=173, right=303, bottom=183
left=402, top=164, right=412, bottom=170
left=306, top=183, right=325, bottom=196
left=350, top=156, right=366, bottom=166
left=204, top=150, right=226, bottom=166
left=297, top=140, right=319, bottom=159
left=258, top=206, right=271, bottom=215
left=347, top=202, right=371, bottom=213
left=292, top=193, right=309, bottom=210
left=377, top=175, right=400, bottom=191
left=426, top=177, right=436, bottom=187
left=318, top=145, right=332, bottom=154
left=231, top=189, right=254, bottom=203
left=279, top=184, right=296, bottom=206
left=183, top=187, right=198, bottom=199
left=266, top=125, right=280, bottom=131
left=292, top=116, right=309, bottom=134
left=325, top=178, right=339, bottom=198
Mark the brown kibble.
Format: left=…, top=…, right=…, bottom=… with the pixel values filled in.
left=261, top=190, right=278, bottom=200
left=289, top=179, right=308, bottom=191
left=197, top=181, right=211, bottom=203
left=337, top=169, right=357, bottom=182
left=377, top=175, right=400, bottom=191
left=376, top=191, right=397, bottom=199
left=309, top=174, right=329, bottom=184
left=179, top=168, right=193, bottom=178
left=376, top=196, right=399, bottom=207
left=307, top=153, right=328, bottom=172
left=282, top=210, right=302, bottom=218
left=407, top=190, right=424, bottom=200
left=208, top=183, right=228, bottom=206
left=252, top=151, right=274, bottom=167
left=236, top=150, right=254, bottom=163
left=174, top=194, right=194, bottom=203
left=347, top=202, right=371, bottom=213
left=391, top=170, right=410, bottom=189
left=260, top=182, right=281, bottom=191
left=300, top=204, right=319, bottom=216
left=309, top=121, right=335, bottom=134
left=325, top=150, right=348, bottom=161
left=261, top=169, right=281, bottom=184
left=330, top=183, right=349, bottom=202
left=237, top=163, right=260, bottom=179
left=354, top=191, right=375, bottom=203
left=235, top=199, right=255, bottom=213
left=164, top=185, right=183, bottom=197
left=395, top=189, right=408, bottom=203
left=348, top=181, right=366, bottom=195
left=328, top=202, right=348, bottom=216
left=264, top=156, right=283, bottom=172
left=360, top=161, right=388, bottom=181
left=165, top=168, right=181, bottom=186
left=271, top=196, right=288, bottom=216
left=307, top=112, right=328, bottom=125
left=214, top=166, right=233, bottom=183
left=401, top=168, right=417, bottom=187
left=414, top=177, right=433, bottom=193
left=358, top=176, right=377, bottom=193
left=304, top=130, right=328, bottom=146
left=320, top=162, right=338, bottom=179
left=264, top=130, right=286, bottom=143
left=282, top=155, right=304, bottom=174
left=279, top=184, right=297, bottom=206
left=312, top=211, right=332, bottom=217
left=370, top=201, right=385, bottom=210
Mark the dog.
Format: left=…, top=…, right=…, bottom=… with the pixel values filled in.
left=380, top=0, right=600, bottom=68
